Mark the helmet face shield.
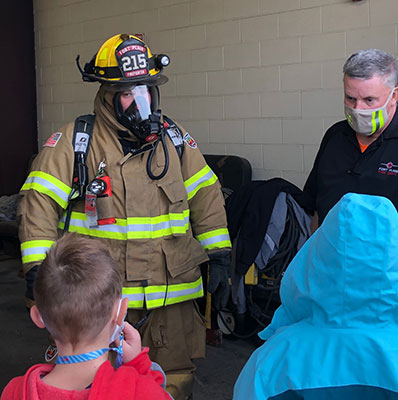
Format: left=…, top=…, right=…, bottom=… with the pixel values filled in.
left=121, top=85, right=153, bottom=123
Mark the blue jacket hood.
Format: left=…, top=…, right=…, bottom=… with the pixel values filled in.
left=234, top=193, right=398, bottom=400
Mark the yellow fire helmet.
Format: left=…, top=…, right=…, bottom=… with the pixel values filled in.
left=76, top=33, right=170, bottom=89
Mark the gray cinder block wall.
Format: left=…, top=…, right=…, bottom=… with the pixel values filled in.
left=34, top=0, right=398, bottom=187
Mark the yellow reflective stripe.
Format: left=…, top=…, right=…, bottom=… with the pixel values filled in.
left=184, top=165, right=218, bottom=201
left=21, top=171, right=71, bottom=209
left=122, top=277, right=204, bottom=309
left=378, top=109, right=384, bottom=130
left=196, top=228, right=231, bottom=250
left=20, top=239, right=55, bottom=264
left=372, top=111, right=377, bottom=134
left=59, top=210, right=190, bottom=240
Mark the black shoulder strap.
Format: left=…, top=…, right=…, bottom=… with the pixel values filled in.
left=69, top=114, right=96, bottom=201
left=64, top=114, right=95, bottom=232
left=163, top=115, right=184, bottom=161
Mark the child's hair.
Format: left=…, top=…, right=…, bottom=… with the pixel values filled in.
left=34, top=233, right=122, bottom=347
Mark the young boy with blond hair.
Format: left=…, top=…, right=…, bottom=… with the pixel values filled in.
left=1, top=233, right=172, bottom=399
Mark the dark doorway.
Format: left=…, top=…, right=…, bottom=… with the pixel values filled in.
left=0, top=1, right=37, bottom=196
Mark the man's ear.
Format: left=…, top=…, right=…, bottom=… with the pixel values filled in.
left=116, top=297, right=129, bottom=325
left=30, top=305, right=46, bottom=329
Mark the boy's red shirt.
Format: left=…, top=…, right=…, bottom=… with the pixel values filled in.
left=1, top=348, right=172, bottom=400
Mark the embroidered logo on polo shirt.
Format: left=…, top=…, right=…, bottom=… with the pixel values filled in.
left=378, top=161, right=398, bottom=176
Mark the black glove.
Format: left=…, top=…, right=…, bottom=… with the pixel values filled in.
left=25, top=264, right=39, bottom=302
left=207, top=251, right=231, bottom=311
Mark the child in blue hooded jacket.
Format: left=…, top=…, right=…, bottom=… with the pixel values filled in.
left=234, top=193, right=398, bottom=400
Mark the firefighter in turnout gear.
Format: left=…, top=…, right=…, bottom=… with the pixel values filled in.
left=18, top=33, right=231, bottom=400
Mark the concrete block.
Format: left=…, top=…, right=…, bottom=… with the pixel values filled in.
left=225, top=94, right=261, bottom=119
left=302, top=32, right=345, bottom=62
left=209, top=120, right=244, bottom=143
left=322, top=2, right=369, bottom=33
left=158, top=3, right=190, bottom=30
left=192, top=96, right=224, bottom=120
left=63, top=101, right=93, bottom=123
left=241, top=14, right=278, bottom=43
left=40, top=65, right=63, bottom=85
left=206, top=20, right=240, bottom=47
left=282, top=118, right=324, bottom=145
left=129, top=11, right=160, bottom=35
left=323, top=117, right=342, bottom=132
left=176, top=72, right=207, bottom=96
left=198, top=142, right=226, bottom=155
left=225, top=43, right=260, bottom=69
left=51, top=45, right=72, bottom=66
left=261, top=92, right=301, bottom=118
left=370, top=0, right=398, bottom=26
left=62, top=63, right=83, bottom=84
left=37, top=48, right=52, bottom=67
left=82, top=19, right=106, bottom=42
left=36, top=8, right=66, bottom=29
left=263, top=144, right=303, bottom=172
left=281, top=171, right=308, bottom=189
left=35, top=0, right=57, bottom=11
left=65, top=2, right=97, bottom=24
left=301, top=0, right=343, bottom=7
left=242, top=66, right=279, bottom=93
left=347, top=25, right=396, bottom=56
left=178, top=120, right=210, bottom=143
left=244, top=118, right=283, bottom=144
left=148, top=30, right=176, bottom=53
left=261, top=37, right=300, bottom=66
left=223, top=0, right=259, bottom=20
left=166, top=51, right=192, bottom=74
left=208, top=70, right=242, bottom=95
left=302, top=89, right=344, bottom=118
left=322, top=59, right=345, bottom=89
left=175, top=25, right=206, bottom=50
left=38, top=86, right=53, bottom=104
left=52, top=83, right=89, bottom=103
left=279, top=8, right=321, bottom=37
left=304, top=144, right=320, bottom=172
left=190, top=0, right=223, bottom=25
left=161, top=76, right=177, bottom=98
left=225, top=144, right=263, bottom=169
left=42, top=103, right=64, bottom=122
left=281, top=63, right=322, bottom=91
left=192, top=47, right=224, bottom=72
left=162, top=97, right=192, bottom=120
left=252, top=168, right=283, bottom=181
left=259, top=0, right=300, bottom=14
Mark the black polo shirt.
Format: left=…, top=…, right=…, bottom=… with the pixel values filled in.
left=303, top=108, right=398, bottom=225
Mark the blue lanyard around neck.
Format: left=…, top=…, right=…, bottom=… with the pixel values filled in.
left=56, top=334, right=123, bottom=368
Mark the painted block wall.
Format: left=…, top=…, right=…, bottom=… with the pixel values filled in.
left=33, top=0, right=398, bottom=188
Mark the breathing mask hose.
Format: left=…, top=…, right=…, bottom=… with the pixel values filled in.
left=146, top=130, right=169, bottom=180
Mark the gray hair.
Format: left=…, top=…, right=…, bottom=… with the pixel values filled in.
left=343, top=49, right=398, bottom=88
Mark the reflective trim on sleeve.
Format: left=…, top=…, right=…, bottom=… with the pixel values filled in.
left=195, top=228, right=231, bottom=251
left=184, top=165, right=218, bottom=201
left=20, top=239, right=55, bottom=264
left=122, top=277, right=204, bottom=309
left=59, top=210, right=190, bottom=240
left=21, top=171, right=71, bottom=209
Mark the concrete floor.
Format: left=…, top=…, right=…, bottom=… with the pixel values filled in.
left=0, top=253, right=255, bottom=399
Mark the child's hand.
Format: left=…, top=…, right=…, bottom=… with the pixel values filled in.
left=121, top=321, right=142, bottom=364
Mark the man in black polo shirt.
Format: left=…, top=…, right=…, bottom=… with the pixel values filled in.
left=304, top=49, right=398, bottom=230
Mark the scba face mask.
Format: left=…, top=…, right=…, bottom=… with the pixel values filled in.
left=344, top=87, right=396, bottom=136
left=113, top=85, right=162, bottom=143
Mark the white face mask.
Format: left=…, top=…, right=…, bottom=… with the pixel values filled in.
left=344, top=87, right=396, bottom=136
left=110, top=299, right=125, bottom=344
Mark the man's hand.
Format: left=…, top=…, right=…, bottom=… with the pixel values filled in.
left=207, top=251, right=231, bottom=311
left=119, top=321, right=142, bottom=364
